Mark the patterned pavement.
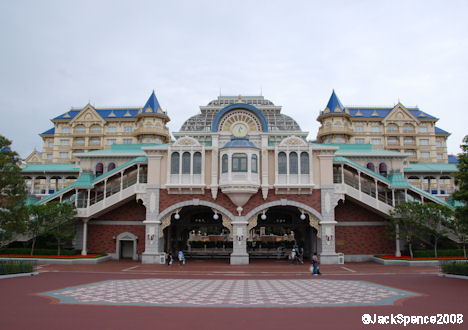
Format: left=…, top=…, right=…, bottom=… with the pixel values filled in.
left=40, top=278, right=418, bottom=307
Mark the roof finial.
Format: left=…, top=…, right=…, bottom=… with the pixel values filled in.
left=237, top=95, right=242, bottom=103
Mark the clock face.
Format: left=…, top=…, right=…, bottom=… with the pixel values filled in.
left=231, top=122, right=249, bottom=137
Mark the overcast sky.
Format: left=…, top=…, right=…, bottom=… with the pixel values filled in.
left=0, top=0, right=466, bottom=158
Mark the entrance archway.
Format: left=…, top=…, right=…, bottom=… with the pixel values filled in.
left=163, top=206, right=232, bottom=259
left=248, top=206, right=318, bottom=260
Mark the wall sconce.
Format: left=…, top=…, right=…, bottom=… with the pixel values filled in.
left=261, top=211, right=267, bottom=220
left=300, top=212, right=306, bottom=220
left=237, top=235, right=244, bottom=241
left=326, top=235, right=333, bottom=242
left=174, top=212, right=180, bottom=220
left=213, top=212, right=219, bottom=220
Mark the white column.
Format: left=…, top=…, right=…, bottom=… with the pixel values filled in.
left=45, top=176, right=50, bottom=194
left=31, top=177, right=36, bottom=195
left=395, top=224, right=401, bottom=257
left=341, top=164, right=344, bottom=184
left=375, top=179, right=378, bottom=200
left=81, top=220, right=88, bottom=256
left=437, top=175, right=440, bottom=195
left=104, top=179, right=107, bottom=200
left=87, top=189, right=91, bottom=208
left=74, top=189, right=78, bottom=207
left=358, top=171, right=361, bottom=191
left=392, top=189, right=395, bottom=206
left=137, top=164, right=140, bottom=184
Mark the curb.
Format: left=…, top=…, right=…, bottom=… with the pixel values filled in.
left=438, top=273, right=468, bottom=280
left=0, top=272, right=39, bottom=279
left=0, top=255, right=112, bottom=265
left=372, top=256, right=440, bottom=266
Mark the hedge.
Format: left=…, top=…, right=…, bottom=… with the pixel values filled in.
left=441, top=262, right=468, bottom=276
left=403, top=249, right=466, bottom=258
left=0, top=248, right=81, bottom=256
left=0, top=261, right=34, bottom=275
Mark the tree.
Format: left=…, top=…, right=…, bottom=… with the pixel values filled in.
left=449, top=210, right=468, bottom=258
left=389, top=202, right=426, bottom=258
left=0, top=136, right=28, bottom=247
left=422, top=203, right=452, bottom=257
left=48, top=203, right=76, bottom=255
left=27, top=202, right=76, bottom=255
left=451, top=135, right=468, bottom=257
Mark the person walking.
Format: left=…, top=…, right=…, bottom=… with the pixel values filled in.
left=178, top=250, right=185, bottom=266
left=312, top=253, right=321, bottom=275
left=167, top=252, right=173, bottom=266
left=290, top=248, right=296, bottom=264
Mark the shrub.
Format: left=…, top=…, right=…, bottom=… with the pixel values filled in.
left=0, top=248, right=81, bottom=256
left=441, top=262, right=468, bottom=276
left=0, top=261, right=34, bottom=275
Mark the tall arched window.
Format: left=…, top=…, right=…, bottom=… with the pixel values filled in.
left=107, top=162, right=116, bottom=172
left=278, top=152, right=287, bottom=174
left=171, top=152, right=180, bottom=174
left=193, top=152, right=202, bottom=174
left=232, top=153, right=247, bottom=172
left=300, top=152, right=309, bottom=174
left=379, top=162, right=388, bottom=176
left=182, top=152, right=191, bottom=174
left=251, top=154, right=258, bottom=173
left=222, top=154, right=228, bottom=173
left=95, top=163, right=104, bottom=176
left=366, top=162, right=375, bottom=172
left=289, top=152, right=298, bottom=174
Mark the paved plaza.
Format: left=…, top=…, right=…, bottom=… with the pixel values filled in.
left=41, top=278, right=417, bottom=307
left=1, top=261, right=467, bottom=330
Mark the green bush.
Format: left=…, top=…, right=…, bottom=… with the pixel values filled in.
left=402, top=249, right=466, bottom=258
left=441, top=262, right=468, bottom=276
left=0, top=248, right=81, bottom=256
left=0, top=262, right=34, bottom=275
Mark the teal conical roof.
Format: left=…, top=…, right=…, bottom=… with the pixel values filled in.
left=326, top=90, right=344, bottom=112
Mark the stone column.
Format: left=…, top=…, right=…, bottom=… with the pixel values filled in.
left=395, top=224, right=401, bottom=257
left=81, top=219, right=88, bottom=256
left=230, top=217, right=249, bottom=265
left=319, top=187, right=339, bottom=264
left=142, top=185, right=164, bottom=264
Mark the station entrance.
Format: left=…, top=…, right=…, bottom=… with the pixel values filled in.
left=163, top=205, right=232, bottom=259
left=249, top=206, right=318, bottom=260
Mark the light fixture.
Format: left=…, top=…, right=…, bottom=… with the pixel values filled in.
left=300, top=213, right=306, bottom=220
left=261, top=212, right=266, bottom=220
left=213, top=213, right=219, bottom=220
left=174, top=213, right=180, bottom=220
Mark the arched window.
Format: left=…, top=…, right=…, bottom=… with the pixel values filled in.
left=107, top=162, right=116, bottom=172
left=366, top=162, right=375, bottom=172
left=182, top=152, right=191, bottom=174
left=289, top=152, right=298, bottom=174
left=222, top=154, right=228, bottom=173
left=251, top=154, right=258, bottom=173
left=193, top=152, right=202, bottom=174
left=95, top=163, right=104, bottom=176
left=379, top=162, right=388, bottom=176
left=278, top=152, right=287, bottom=174
left=171, top=152, right=179, bottom=174
left=232, top=153, right=247, bottom=172
left=300, top=152, right=309, bottom=174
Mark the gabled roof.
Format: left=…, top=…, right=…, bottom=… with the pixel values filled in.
left=435, top=127, right=450, bottom=134
left=41, top=127, right=55, bottom=135
left=347, top=107, right=435, bottom=119
left=325, top=90, right=344, bottom=113
left=52, top=91, right=166, bottom=121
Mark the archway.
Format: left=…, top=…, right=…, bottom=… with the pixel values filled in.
left=116, top=232, right=138, bottom=261
left=248, top=206, right=319, bottom=260
left=163, top=205, right=232, bottom=259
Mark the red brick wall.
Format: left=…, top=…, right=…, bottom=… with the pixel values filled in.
left=159, top=189, right=321, bottom=215
left=93, top=200, right=146, bottom=221
left=87, top=225, right=145, bottom=254
left=335, top=226, right=393, bottom=255
left=335, top=199, right=387, bottom=222
left=334, top=199, right=393, bottom=255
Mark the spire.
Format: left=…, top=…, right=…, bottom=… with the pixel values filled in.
left=325, top=90, right=344, bottom=113
left=143, top=90, right=162, bottom=113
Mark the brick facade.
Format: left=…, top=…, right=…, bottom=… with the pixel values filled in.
left=93, top=200, right=146, bottom=221
left=87, top=224, right=145, bottom=254
left=159, top=189, right=322, bottom=216
left=334, top=199, right=393, bottom=255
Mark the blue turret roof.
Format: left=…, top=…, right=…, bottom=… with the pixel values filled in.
left=222, top=138, right=258, bottom=149
left=143, top=90, right=162, bottom=113
left=326, top=90, right=344, bottom=112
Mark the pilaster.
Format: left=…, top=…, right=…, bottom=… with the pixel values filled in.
left=230, top=216, right=249, bottom=264
left=319, top=185, right=339, bottom=264
left=142, top=185, right=165, bottom=264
